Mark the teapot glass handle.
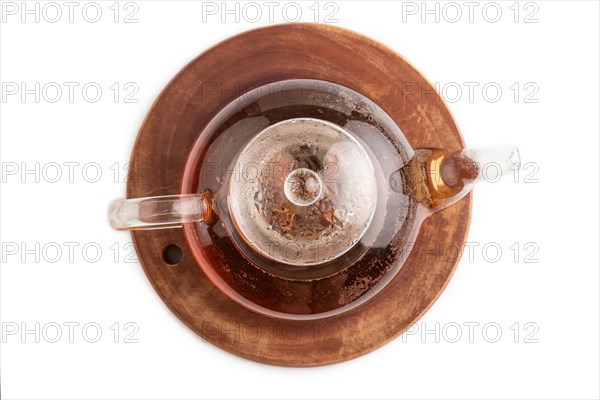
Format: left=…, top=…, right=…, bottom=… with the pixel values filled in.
left=108, top=192, right=212, bottom=230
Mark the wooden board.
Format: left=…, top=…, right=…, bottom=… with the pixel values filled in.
left=128, top=24, right=471, bottom=366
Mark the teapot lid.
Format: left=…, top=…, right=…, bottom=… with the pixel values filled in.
left=228, top=118, right=378, bottom=265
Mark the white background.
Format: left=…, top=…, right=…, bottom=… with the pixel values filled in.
left=1, top=1, right=599, bottom=399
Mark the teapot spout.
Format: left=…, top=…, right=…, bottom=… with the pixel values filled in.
left=396, top=145, right=520, bottom=211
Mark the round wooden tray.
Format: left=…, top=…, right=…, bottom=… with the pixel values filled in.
left=128, top=24, right=471, bottom=366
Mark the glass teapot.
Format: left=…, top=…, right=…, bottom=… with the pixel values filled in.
left=109, top=79, right=519, bottom=320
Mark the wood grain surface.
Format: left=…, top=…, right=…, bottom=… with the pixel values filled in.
left=127, top=24, right=471, bottom=366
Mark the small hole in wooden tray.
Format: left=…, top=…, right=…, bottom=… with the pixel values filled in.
left=162, top=244, right=183, bottom=265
